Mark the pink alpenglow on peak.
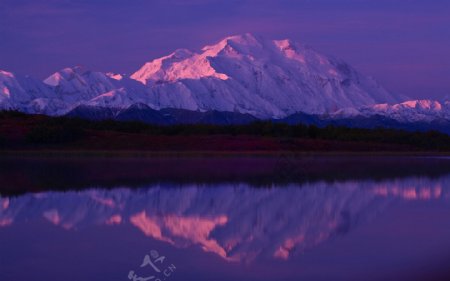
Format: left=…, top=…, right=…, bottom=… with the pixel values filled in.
left=131, top=47, right=229, bottom=84
left=0, top=34, right=409, bottom=118
left=129, top=33, right=400, bottom=118
left=106, top=72, right=124, bottom=81
left=334, top=99, right=450, bottom=122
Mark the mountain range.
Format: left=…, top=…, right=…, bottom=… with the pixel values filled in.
left=1, top=33, right=449, bottom=132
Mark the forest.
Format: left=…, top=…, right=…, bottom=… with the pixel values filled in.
left=1, top=110, right=449, bottom=152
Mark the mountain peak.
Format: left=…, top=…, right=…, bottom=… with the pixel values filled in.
left=201, top=33, right=268, bottom=58
left=0, top=34, right=407, bottom=119
left=43, top=66, right=117, bottom=102
left=127, top=33, right=401, bottom=117
left=130, top=48, right=196, bottom=84
left=219, top=33, right=263, bottom=46
left=397, top=99, right=442, bottom=110
left=106, top=72, right=124, bottom=81
left=0, top=70, right=15, bottom=78
left=273, top=38, right=299, bottom=51
left=59, top=66, right=86, bottom=76
left=44, top=66, right=87, bottom=86
left=204, top=33, right=261, bottom=48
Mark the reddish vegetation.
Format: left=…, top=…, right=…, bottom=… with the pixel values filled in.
left=0, top=113, right=424, bottom=152
left=69, top=131, right=411, bottom=152
left=0, top=114, right=46, bottom=140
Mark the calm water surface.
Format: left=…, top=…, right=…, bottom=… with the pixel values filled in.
left=1, top=156, right=450, bottom=281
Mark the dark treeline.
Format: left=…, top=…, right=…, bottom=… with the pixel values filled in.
left=1, top=110, right=450, bottom=150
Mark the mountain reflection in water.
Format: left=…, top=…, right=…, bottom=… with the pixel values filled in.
left=1, top=176, right=448, bottom=262
left=2, top=156, right=450, bottom=281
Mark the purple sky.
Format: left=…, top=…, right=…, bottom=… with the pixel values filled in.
left=1, top=0, right=449, bottom=100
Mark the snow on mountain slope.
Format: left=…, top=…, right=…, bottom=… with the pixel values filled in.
left=0, top=70, right=59, bottom=113
left=44, top=67, right=157, bottom=112
left=334, top=99, right=450, bottom=122
left=1, top=67, right=138, bottom=115
left=44, top=66, right=118, bottom=102
left=84, top=88, right=137, bottom=108
left=0, top=34, right=427, bottom=119
left=131, top=33, right=399, bottom=118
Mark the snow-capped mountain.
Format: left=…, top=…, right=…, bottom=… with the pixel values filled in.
left=2, top=33, right=449, bottom=132
left=0, top=70, right=58, bottom=114
left=334, top=99, right=450, bottom=123
left=44, top=66, right=117, bottom=102
left=273, top=99, right=450, bottom=134
left=130, top=33, right=399, bottom=118
left=0, top=33, right=400, bottom=118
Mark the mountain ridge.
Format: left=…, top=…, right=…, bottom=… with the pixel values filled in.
left=62, top=101, right=450, bottom=134
left=1, top=33, right=400, bottom=118
left=1, top=33, right=448, bottom=131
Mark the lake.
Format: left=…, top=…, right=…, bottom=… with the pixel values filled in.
left=1, top=155, right=450, bottom=281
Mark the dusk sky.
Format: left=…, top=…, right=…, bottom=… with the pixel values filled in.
left=1, top=0, right=449, bottom=99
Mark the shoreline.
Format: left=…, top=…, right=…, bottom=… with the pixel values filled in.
left=2, top=152, right=450, bottom=195
left=1, top=149, right=450, bottom=158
